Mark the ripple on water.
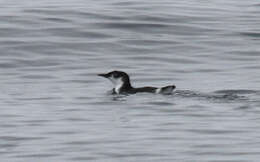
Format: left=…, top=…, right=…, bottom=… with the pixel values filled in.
left=145, top=101, right=174, bottom=106
left=14, top=153, right=60, bottom=158
left=41, top=28, right=114, bottom=39
left=0, top=136, right=46, bottom=142
left=214, top=89, right=258, bottom=95
left=240, top=32, right=260, bottom=38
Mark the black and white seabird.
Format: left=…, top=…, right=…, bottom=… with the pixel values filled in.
left=98, top=70, right=176, bottom=94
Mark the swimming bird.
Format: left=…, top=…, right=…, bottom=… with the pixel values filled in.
left=98, top=70, right=176, bottom=94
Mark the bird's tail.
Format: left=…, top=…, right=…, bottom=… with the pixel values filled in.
left=158, top=85, right=176, bottom=94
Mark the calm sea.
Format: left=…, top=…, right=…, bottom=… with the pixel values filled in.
left=1, top=0, right=260, bottom=161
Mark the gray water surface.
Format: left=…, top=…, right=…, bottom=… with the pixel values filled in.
left=1, top=0, right=260, bottom=161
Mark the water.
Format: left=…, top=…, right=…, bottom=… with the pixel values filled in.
left=1, top=0, right=260, bottom=161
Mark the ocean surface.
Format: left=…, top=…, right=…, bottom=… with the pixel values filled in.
left=1, top=0, right=260, bottom=161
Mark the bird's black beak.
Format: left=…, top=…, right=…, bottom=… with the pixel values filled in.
left=98, top=73, right=109, bottom=78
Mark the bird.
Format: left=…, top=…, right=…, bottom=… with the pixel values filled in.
left=98, top=70, right=175, bottom=95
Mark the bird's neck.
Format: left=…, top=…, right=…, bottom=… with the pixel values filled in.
left=114, top=79, right=132, bottom=94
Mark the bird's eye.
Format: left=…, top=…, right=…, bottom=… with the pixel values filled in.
left=113, top=73, right=119, bottom=78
